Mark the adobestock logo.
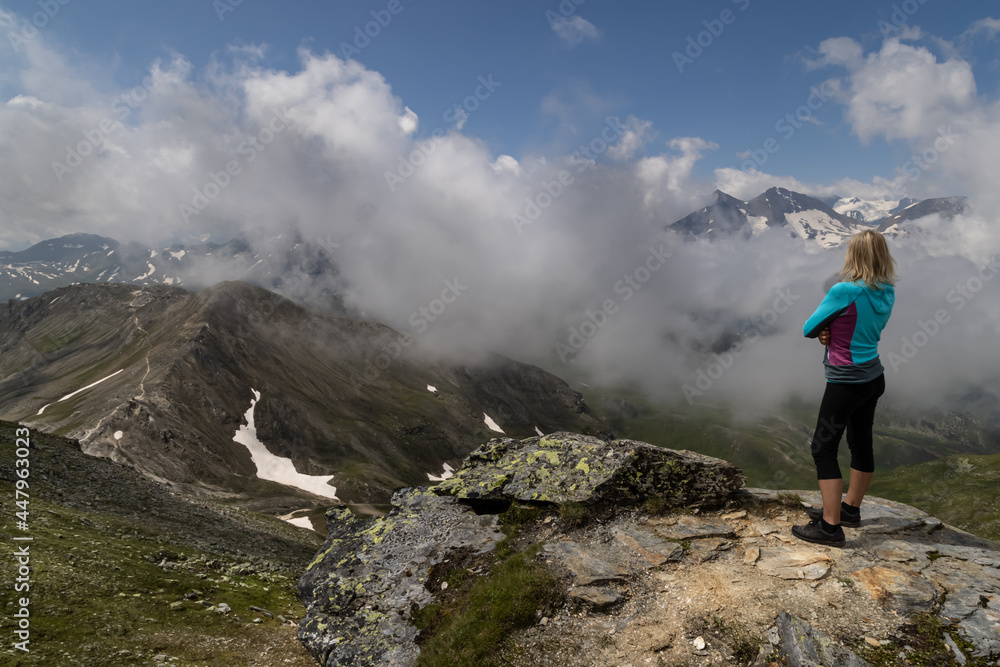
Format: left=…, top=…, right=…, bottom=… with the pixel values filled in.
left=338, top=0, right=416, bottom=59
left=178, top=108, right=292, bottom=224
left=887, top=255, right=998, bottom=373
left=887, top=125, right=958, bottom=198
left=5, top=0, right=71, bottom=54
left=554, top=245, right=673, bottom=363
left=682, top=287, right=798, bottom=404
left=672, top=0, right=751, bottom=74
left=351, top=278, right=469, bottom=386
left=511, top=116, right=627, bottom=234
left=52, top=66, right=166, bottom=183
left=738, top=81, right=837, bottom=175
left=385, top=75, right=502, bottom=192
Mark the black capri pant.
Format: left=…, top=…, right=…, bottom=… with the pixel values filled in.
left=810, top=374, right=885, bottom=480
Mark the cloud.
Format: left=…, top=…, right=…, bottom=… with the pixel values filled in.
left=491, top=154, right=521, bottom=175
left=812, top=36, right=977, bottom=144
left=806, top=37, right=864, bottom=70
left=607, top=115, right=655, bottom=162
left=961, top=17, right=1000, bottom=41
left=636, top=137, right=718, bottom=212
left=0, top=23, right=998, bottom=426
left=551, top=15, right=601, bottom=48
left=397, top=107, right=419, bottom=135
left=713, top=168, right=899, bottom=202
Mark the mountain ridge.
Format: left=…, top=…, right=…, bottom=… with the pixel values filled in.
left=0, top=230, right=347, bottom=311
left=0, top=281, right=606, bottom=507
left=668, top=187, right=967, bottom=247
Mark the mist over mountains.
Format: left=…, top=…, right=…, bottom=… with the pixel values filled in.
left=0, top=230, right=347, bottom=311
left=2, top=175, right=995, bottom=430
left=0, top=36, right=998, bottom=442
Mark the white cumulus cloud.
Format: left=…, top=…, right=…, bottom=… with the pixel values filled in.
left=551, top=15, right=600, bottom=48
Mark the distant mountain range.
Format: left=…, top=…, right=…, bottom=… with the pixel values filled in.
left=831, top=196, right=919, bottom=223
left=0, top=282, right=605, bottom=506
left=877, top=196, right=970, bottom=234
left=0, top=231, right=347, bottom=308
left=668, top=187, right=969, bottom=247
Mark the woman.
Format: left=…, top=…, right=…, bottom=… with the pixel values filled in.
left=793, top=229, right=896, bottom=546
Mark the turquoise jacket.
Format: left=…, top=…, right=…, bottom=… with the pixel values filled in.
left=803, top=281, right=895, bottom=383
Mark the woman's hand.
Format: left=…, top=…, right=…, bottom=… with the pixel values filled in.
left=818, top=328, right=831, bottom=346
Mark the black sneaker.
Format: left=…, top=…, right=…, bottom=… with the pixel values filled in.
left=804, top=504, right=861, bottom=528
left=792, top=520, right=846, bottom=547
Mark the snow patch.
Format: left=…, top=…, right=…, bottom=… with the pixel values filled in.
left=37, top=369, right=124, bottom=415
left=134, top=262, right=156, bottom=280
left=484, top=413, right=505, bottom=434
left=535, top=426, right=544, bottom=436
left=114, top=431, right=123, bottom=440
left=783, top=210, right=855, bottom=249
left=427, top=385, right=437, bottom=393
left=833, top=197, right=899, bottom=223
left=427, top=463, right=455, bottom=482
left=169, top=250, right=186, bottom=260
left=281, top=514, right=315, bottom=530
left=747, top=215, right=769, bottom=235
left=233, top=389, right=340, bottom=499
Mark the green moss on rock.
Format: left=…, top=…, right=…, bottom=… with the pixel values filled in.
left=433, top=432, right=744, bottom=509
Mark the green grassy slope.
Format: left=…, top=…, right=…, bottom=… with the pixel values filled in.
left=0, top=422, right=325, bottom=666
left=870, top=452, right=1000, bottom=542
left=586, top=390, right=991, bottom=474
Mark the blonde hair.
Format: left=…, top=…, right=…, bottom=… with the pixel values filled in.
left=840, top=229, right=896, bottom=289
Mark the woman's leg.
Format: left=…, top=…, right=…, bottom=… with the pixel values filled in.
left=809, top=382, right=852, bottom=525
left=818, top=478, right=844, bottom=525
left=844, top=469, right=873, bottom=508
left=844, top=374, right=885, bottom=508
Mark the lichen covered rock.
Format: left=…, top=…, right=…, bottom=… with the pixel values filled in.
left=432, top=432, right=744, bottom=507
left=297, top=488, right=503, bottom=667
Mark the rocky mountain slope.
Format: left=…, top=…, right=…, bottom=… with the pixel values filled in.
left=0, top=282, right=604, bottom=508
left=298, top=432, right=1000, bottom=666
left=0, top=231, right=346, bottom=311
left=878, top=196, right=970, bottom=236
left=0, top=420, right=324, bottom=666
left=669, top=187, right=865, bottom=248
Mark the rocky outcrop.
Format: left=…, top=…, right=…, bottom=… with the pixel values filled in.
left=297, top=488, right=503, bottom=666
left=298, top=432, right=1000, bottom=666
left=431, top=432, right=745, bottom=508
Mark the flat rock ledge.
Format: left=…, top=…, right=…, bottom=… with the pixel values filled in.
left=297, top=433, right=1000, bottom=666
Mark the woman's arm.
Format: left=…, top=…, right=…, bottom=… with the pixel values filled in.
left=803, top=282, right=862, bottom=338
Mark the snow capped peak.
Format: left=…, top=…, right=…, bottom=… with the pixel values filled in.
left=671, top=186, right=865, bottom=247
left=832, top=197, right=904, bottom=224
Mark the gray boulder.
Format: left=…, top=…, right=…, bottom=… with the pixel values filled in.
left=432, top=432, right=744, bottom=507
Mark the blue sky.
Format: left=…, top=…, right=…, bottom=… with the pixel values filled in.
left=2, top=0, right=997, bottom=190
